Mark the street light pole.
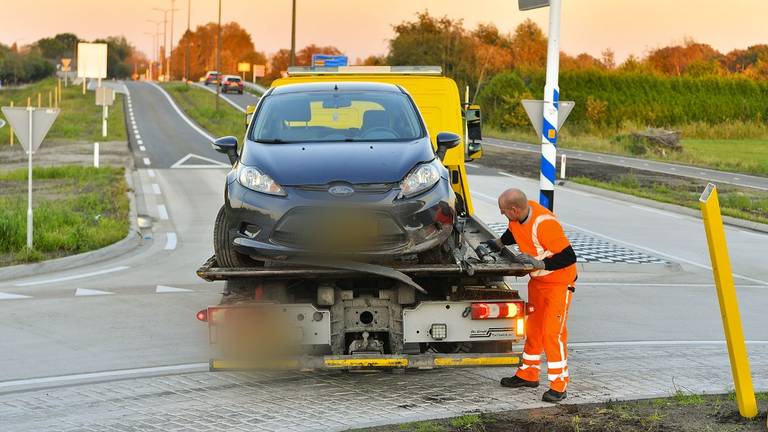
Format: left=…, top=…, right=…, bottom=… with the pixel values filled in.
left=290, top=0, right=296, bottom=67
left=215, top=0, right=222, bottom=110
left=185, top=0, right=191, bottom=84
left=169, top=0, right=176, bottom=80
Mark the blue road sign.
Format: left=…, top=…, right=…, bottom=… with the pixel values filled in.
left=312, top=54, right=349, bottom=67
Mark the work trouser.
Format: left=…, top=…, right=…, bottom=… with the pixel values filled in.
left=515, top=279, right=573, bottom=392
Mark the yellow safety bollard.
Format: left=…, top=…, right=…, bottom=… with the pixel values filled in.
left=37, top=93, right=42, bottom=108
left=49, top=91, right=53, bottom=107
left=58, top=78, right=63, bottom=105
left=699, top=183, right=757, bottom=419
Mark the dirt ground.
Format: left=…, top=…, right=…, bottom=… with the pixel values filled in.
left=356, top=393, right=768, bottom=432
left=0, top=139, right=132, bottom=171
left=481, top=145, right=707, bottom=190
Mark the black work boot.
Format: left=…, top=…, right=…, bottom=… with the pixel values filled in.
left=500, top=375, right=539, bottom=388
left=542, top=388, right=567, bottom=403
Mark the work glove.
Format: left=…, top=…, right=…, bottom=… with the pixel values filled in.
left=515, top=253, right=546, bottom=270
left=482, top=239, right=502, bottom=253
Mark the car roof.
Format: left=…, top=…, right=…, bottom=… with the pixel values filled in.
left=269, top=81, right=402, bottom=95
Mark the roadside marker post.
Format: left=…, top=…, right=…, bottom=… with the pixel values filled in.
left=560, top=154, right=566, bottom=180
left=95, top=87, right=114, bottom=138
left=518, top=0, right=569, bottom=211
left=699, top=183, right=757, bottom=419
left=8, top=101, right=13, bottom=146
left=0, top=106, right=60, bottom=249
left=94, top=142, right=100, bottom=168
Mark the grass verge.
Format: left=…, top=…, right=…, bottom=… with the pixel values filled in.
left=159, top=82, right=244, bottom=138
left=487, top=126, right=768, bottom=177
left=479, top=145, right=768, bottom=226
left=0, top=166, right=130, bottom=266
left=0, top=77, right=127, bottom=142
left=571, top=175, right=768, bottom=225
left=352, top=392, right=768, bottom=431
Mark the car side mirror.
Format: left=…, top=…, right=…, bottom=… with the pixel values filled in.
left=212, top=136, right=238, bottom=165
left=435, top=131, right=461, bottom=161
left=245, top=104, right=256, bottom=129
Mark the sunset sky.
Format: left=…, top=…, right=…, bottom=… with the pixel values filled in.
left=2, top=0, right=767, bottom=63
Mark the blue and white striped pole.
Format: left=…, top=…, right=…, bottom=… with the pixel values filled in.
left=539, top=0, right=562, bottom=211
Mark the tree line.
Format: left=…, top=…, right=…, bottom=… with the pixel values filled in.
left=0, top=33, right=146, bottom=85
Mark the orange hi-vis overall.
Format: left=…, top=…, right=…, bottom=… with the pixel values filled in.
left=509, top=201, right=577, bottom=393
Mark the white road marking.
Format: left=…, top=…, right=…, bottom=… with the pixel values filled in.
left=139, top=146, right=146, bottom=152
left=0, top=363, right=209, bottom=390
left=157, top=204, right=169, bottom=220
left=740, top=230, right=766, bottom=238
left=131, top=120, right=136, bottom=125
left=147, top=169, right=156, bottom=178
left=137, top=139, right=143, bottom=145
left=151, top=183, right=161, bottom=195
left=147, top=82, right=215, bottom=141
left=136, top=134, right=141, bottom=140
left=571, top=340, right=768, bottom=348
left=164, top=232, right=177, bottom=250
left=193, top=82, right=246, bottom=112
left=0, top=292, right=32, bottom=300
left=14, top=266, right=130, bottom=287
left=472, top=190, right=499, bottom=203
left=506, top=282, right=766, bottom=288
left=170, top=153, right=230, bottom=169
left=630, top=205, right=683, bottom=219
left=156, top=285, right=192, bottom=293
left=143, top=157, right=151, bottom=166
left=75, top=288, right=113, bottom=296
left=498, top=172, right=516, bottom=178
left=562, top=222, right=768, bottom=286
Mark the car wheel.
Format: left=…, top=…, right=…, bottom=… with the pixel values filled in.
left=238, top=90, right=243, bottom=95
left=214, top=205, right=263, bottom=268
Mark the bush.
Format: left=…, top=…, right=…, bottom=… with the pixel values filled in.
left=479, top=69, right=768, bottom=132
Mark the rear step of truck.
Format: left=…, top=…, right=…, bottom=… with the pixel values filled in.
left=210, top=353, right=520, bottom=371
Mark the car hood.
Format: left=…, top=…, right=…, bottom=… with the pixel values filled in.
left=239, top=138, right=435, bottom=185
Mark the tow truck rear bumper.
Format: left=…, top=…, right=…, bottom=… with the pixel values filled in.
left=210, top=353, right=521, bottom=371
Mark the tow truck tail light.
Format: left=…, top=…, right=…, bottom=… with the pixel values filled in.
left=470, top=301, right=525, bottom=320
left=196, top=309, right=208, bottom=322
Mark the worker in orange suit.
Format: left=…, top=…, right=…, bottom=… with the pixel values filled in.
left=483, top=188, right=577, bottom=403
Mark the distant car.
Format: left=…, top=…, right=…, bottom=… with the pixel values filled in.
left=220, top=75, right=244, bottom=94
left=204, top=71, right=221, bottom=86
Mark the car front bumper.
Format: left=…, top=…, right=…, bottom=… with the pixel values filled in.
left=225, top=178, right=456, bottom=259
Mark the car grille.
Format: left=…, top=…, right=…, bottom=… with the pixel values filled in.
left=271, top=208, right=407, bottom=251
left=294, top=183, right=397, bottom=194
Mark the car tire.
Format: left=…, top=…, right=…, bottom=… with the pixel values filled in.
left=238, top=90, right=243, bottom=94
left=214, top=205, right=263, bottom=268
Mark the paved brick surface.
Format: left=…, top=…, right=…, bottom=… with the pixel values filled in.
left=2, top=344, right=766, bottom=431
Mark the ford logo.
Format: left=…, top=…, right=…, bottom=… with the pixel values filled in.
left=328, top=185, right=354, bottom=197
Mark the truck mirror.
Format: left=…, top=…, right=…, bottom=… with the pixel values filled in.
left=466, top=105, right=482, bottom=141
left=245, top=104, right=256, bottom=129
left=212, top=136, right=239, bottom=165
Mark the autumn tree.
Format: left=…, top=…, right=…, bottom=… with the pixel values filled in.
left=509, top=19, right=547, bottom=70
left=646, top=39, right=722, bottom=76
left=170, top=22, right=266, bottom=80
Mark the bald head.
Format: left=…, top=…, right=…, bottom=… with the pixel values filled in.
left=499, top=188, right=528, bottom=210
left=498, top=188, right=530, bottom=222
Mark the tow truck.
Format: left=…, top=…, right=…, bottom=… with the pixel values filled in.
left=196, top=66, right=534, bottom=371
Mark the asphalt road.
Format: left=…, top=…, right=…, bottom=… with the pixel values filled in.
left=193, top=82, right=260, bottom=113
left=1, top=80, right=766, bottom=391
left=484, top=136, right=768, bottom=191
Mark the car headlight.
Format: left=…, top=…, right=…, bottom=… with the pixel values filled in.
left=238, top=166, right=286, bottom=196
left=399, top=162, right=441, bottom=198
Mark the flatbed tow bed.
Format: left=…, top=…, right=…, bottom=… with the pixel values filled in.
left=196, top=216, right=535, bottom=371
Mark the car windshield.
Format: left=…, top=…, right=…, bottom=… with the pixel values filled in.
left=227, top=77, right=240, bottom=82
left=250, top=90, right=425, bottom=143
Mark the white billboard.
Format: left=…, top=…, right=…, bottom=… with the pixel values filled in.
left=77, top=43, right=108, bottom=79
